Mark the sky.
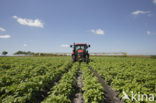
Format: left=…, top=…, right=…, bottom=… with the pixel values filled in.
left=0, top=0, right=156, bottom=55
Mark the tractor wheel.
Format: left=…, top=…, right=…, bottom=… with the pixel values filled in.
left=86, top=55, right=89, bottom=64
left=72, top=55, right=76, bottom=63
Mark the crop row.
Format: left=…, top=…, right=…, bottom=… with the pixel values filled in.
left=0, top=57, right=68, bottom=88
left=81, top=63, right=104, bottom=103
left=0, top=63, right=62, bottom=90
left=90, top=57, right=156, bottom=103
left=42, top=62, right=79, bottom=103
left=0, top=60, right=72, bottom=103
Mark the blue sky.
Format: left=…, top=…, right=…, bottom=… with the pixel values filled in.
left=0, top=0, right=156, bottom=55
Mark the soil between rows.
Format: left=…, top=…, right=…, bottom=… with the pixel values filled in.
left=39, top=63, right=122, bottom=103
left=72, top=70, right=84, bottom=103
left=89, top=66, right=123, bottom=103
left=37, top=65, right=72, bottom=103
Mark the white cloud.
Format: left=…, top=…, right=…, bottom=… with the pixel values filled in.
left=24, top=44, right=28, bottom=47
left=0, top=35, right=11, bottom=39
left=90, top=28, right=104, bottom=35
left=61, top=44, right=70, bottom=48
left=146, top=31, right=151, bottom=35
left=13, top=16, right=44, bottom=28
left=153, top=0, right=156, bottom=4
left=0, top=27, right=6, bottom=32
left=131, top=10, right=150, bottom=15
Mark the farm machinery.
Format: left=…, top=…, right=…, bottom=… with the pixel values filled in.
left=70, top=43, right=90, bottom=63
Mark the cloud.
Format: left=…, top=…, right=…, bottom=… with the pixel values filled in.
left=146, top=31, right=151, bottom=35
left=0, top=27, right=6, bottom=32
left=0, top=35, right=11, bottom=39
left=131, top=10, right=150, bottom=15
left=13, top=16, right=44, bottom=28
left=24, top=44, right=28, bottom=47
left=61, top=44, right=70, bottom=48
left=90, top=28, right=104, bottom=35
left=153, top=0, right=156, bottom=4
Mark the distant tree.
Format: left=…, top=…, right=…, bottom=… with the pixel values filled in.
left=2, top=51, right=8, bottom=56
left=14, top=50, right=34, bottom=56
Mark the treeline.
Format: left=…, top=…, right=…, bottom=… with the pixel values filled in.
left=14, top=51, right=34, bottom=56
left=14, top=50, right=68, bottom=56
left=0, top=51, right=8, bottom=56
left=151, top=55, right=156, bottom=59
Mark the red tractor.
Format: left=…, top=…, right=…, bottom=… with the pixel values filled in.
left=70, top=43, right=90, bottom=63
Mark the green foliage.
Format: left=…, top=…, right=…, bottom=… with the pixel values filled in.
left=90, top=57, right=156, bottom=103
left=14, top=51, right=34, bottom=56
left=0, top=57, right=71, bottom=103
left=2, top=51, right=8, bottom=55
left=44, top=94, right=71, bottom=103
left=42, top=63, right=79, bottom=103
left=81, top=63, right=104, bottom=103
left=151, top=55, right=156, bottom=59
left=1, top=56, right=155, bottom=103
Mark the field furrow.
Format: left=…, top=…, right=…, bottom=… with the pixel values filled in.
left=0, top=57, right=72, bottom=103
left=42, top=62, right=79, bottom=103
left=0, top=56, right=156, bottom=103
left=89, top=66, right=122, bottom=103
left=72, top=70, right=84, bottom=103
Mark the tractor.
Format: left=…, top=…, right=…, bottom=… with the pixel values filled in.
left=70, top=43, right=90, bottom=63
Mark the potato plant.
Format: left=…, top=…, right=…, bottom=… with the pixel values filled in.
left=81, top=63, right=104, bottom=103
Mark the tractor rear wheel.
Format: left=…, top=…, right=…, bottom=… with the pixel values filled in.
left=86, top=55, right=89, bottom=64
left=72, top=55, right=76, bottom=63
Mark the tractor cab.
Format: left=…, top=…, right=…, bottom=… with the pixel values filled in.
left=74, top=44, right=87, bottom=53
left=70, top=43, right=90, bottom=63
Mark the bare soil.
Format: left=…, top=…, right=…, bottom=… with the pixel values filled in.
left=72, top=70, right=84, bottom=103
left=89, top=66, right=123, bottom=103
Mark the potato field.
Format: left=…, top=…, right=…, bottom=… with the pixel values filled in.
left=0, top=56, right=155, bottom=103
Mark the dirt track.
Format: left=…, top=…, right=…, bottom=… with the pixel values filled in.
left=72, top=64, right=122, bottom=103
left=72, top=70, right=84, bottom=103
